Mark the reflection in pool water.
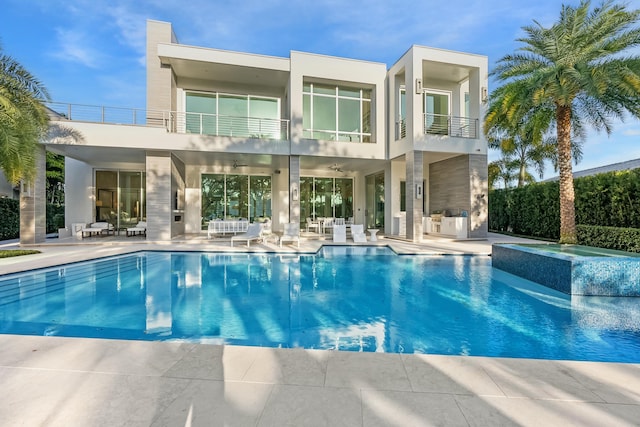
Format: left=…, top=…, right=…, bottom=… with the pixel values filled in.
left=1, top=248, right=639, bottom=362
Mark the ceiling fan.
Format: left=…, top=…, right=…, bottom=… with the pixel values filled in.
left=328, top=163, right=343, bottom=172
left=232, top=160, right=248, bottom=169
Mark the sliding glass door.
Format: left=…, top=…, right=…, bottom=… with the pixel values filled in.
left=201, top=174, right=272, bottom=229
left=95, top=170, right=146, bottom=229
left=424, top=90, right=450, bottom=135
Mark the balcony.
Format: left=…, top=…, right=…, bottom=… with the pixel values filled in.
left=45, top=102, right=290, bottom=140
left=424, top=113, right=478, bottom=139
left=395, top=115, right=479, bottom=140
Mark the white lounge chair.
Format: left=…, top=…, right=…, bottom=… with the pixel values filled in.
left=280, top=222, right=300, bottom=248
left=333, top=224, right=346, bottom=243
left=351, top=224, right=367, bottom=243
left=230, top=223, right=263, bottom=247
left=81, top=222, right=114, bottom=238
left=126, top=221, right=147, bottom=237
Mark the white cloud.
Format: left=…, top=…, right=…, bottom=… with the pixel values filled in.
left=51, top=28, right=103, bottom=68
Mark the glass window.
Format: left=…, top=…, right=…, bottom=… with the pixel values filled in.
left=202, top=174, right=225, bottom=224
left=250, top=176, right=272, bottom=219
left=298, top=176, right=354, bottom=225
left=302, top=82, right=372, bottom=143
left=186, top=93, right=217, bottom=134
left=313, top=96, right=336, bottom=132
left=334, top=178, right=353, bottom=219
left=425, top=91, right=450, bottom=135
left=313, top=84, right=335, bottom=95
left=201, top=173, right=271, bottom=228
left=303, top=94, right=311, bottom=130
left=338, top=98, right=360, bottom=132
left=186, top=92, right=280, bottom=138
left=338, top=87, right=360, bottom=98
left=96, top=170, right=146, bottom=229
left=300, top=177, right=313, bottom=220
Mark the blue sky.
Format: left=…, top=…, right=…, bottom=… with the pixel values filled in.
left=3, top=0, right=640, bottom=178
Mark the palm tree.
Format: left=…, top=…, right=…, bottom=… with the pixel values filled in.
left=0, top=44, right=50, bottom=184
left=488, top=159, right=518, bottom=189
left=491, top=1, right=640, bottom=243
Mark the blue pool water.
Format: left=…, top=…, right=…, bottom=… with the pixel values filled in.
left=1, top=247, right=639, bottom=362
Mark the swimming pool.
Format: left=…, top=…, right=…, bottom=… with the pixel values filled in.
left=1, top=247, right=639, bottom=362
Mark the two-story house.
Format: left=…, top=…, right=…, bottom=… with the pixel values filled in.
left=20, top=19, right=488, bottom=244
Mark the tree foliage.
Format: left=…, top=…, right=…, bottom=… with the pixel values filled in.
left=0, top=44, right=50, bottom=184
left=489, top=0, right=640, bottom=243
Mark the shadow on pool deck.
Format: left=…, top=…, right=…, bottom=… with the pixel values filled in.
left=0, top=335, right=639, bottom=426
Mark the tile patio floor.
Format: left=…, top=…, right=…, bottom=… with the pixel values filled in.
left=0, top=233, right=639, bottom=426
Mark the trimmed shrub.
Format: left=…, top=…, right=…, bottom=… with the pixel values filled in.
left=0, top=198, right=20, bottom=240
left=577, top=225, right=640, bottom=253
left=490, top=169, right=640, bottom=242
left=0, top=199, right=65, bottom=239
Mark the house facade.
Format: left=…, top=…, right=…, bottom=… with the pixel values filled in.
left=21, top=20, right=488, bottom=243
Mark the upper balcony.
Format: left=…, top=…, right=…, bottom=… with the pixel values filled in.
left=396, top=114, right=479, bottom=140
left=46, top=102, right=290, bottom=140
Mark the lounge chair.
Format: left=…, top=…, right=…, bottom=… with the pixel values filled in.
left=81, top=222, right=114, bottom=238
left=230, top=223, right=263, bottom=247
left=351, top=224, right=367, bottom=243
left=280, top=222, right=300, bottom=248
left=333, top=224, right=346, bottom=243
left=126, top=221, right=147, bottom=237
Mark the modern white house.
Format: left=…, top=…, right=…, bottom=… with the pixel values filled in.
left=20, top=19, right=488, bottom=244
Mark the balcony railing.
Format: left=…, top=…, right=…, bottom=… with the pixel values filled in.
left=45, top=102, right=290, bottom=140
left=423, top=113, right=478, bottom=139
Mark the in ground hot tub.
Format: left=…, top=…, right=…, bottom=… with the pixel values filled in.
left=492, top=243, right=640, bottom=296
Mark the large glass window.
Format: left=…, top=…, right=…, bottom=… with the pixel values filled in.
left=303, top=83, right=372, bottom=142
left=95, top=170, right=146, bottom=229
left=366, top=172, right=385, bottom=229
left=201, top=174, right=271, bottom=228
left=185, top=92, right=280, bottom=138
left=299, top=176, right=353, bottom=224
left=186, top=93, right=217, bottom=135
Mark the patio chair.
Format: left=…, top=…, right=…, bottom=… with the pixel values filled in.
left=126, top=221, right=147, bottom=237
left=230, top=223, right=263, bottom=247
left=280, top=222, right=300, bottom=248
left=322, top=217, right=335, bottom=234
left=306, top=217, right=320, bottom=233
left=351, top=224, right=367, bottom=243
left=333, top=224, right=346, bottom=243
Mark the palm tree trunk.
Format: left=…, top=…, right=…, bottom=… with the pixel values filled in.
left=518, top=163, right=526, bottom=187
left=556, top=105, right=576, bottom=244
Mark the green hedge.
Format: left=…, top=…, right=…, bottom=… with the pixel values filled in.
left=489, top=182, right=560, bottom=239
left=0, top=198, right=65, bottom=240
left=577, top=225, right=640, bottom=253
left=490, top=169, right=640, bottom=242
left=0, top=198, right=20, bottom=240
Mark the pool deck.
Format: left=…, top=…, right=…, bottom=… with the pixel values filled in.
left=1, top=233, right=639, bottom=426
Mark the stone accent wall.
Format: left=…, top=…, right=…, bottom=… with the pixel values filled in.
left=20, top=145, right=46, bottom=244
left=289, top=156, right=300, bottom=224
left=469, top=154, right=488, bottom=238
left=429, top=154, right=488, bottom=238
left=146, top=152, right=172, bottom=241
left=405, top=150, right=424, bottom=241
left=171, top=154, right=185, bottom=237
left=146, top=21, right=174, bottom=126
